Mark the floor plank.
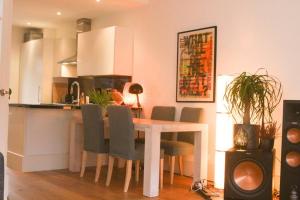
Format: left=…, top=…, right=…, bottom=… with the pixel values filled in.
left=8, top=167, right=208, bottom=200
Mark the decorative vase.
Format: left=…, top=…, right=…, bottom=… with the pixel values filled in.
left=259, top=138, right=274, bottom=152
left=234, top=126, right=248, bottom=149
left=234, top=124, right=260, bottom=150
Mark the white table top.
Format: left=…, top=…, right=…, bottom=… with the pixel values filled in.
left=133, top=118, right=207, bottom=132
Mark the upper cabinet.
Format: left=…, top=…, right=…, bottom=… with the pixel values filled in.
left=77, top=26, right=133, bottom=76
left=19, top=39, right=54, bottom=104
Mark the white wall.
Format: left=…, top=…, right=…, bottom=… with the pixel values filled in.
left=55, top=22, right=77, bottom=39
left=91, top=0, right=300, bottom=186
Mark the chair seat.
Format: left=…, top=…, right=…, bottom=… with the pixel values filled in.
left=133, top=143, right=165, bottom=161
left=86, top=139, right=109, bottom=154
left=161, top=139, right=193, bottom=156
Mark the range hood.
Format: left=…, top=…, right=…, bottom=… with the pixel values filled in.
left=57, top=18, right=92, bottom=65
left=57, top=55, right=77, bottom=65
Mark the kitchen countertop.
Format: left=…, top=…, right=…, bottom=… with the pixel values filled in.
left=9, top=103, right=80, bottom=110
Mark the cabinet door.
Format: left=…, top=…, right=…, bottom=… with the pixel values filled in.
left=19, top=40, right=43, bottom=104
left=113, top=26, right=133, bottom=76
left=77, top=27, right=115, bottom=76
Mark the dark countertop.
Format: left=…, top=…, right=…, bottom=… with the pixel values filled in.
left=9, top=103, right=80, bottom=110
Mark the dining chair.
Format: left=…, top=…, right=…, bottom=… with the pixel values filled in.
left=161, top=107, right=202, bottom=184
left=151, top=106, right=176, bottom=140
left=105, top=105, right=165, bottom=192
left=136, top=106, right=176, bottom=144
left=80, top=104, right=109, bottom=183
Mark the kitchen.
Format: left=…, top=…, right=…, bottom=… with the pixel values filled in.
left=8, top=16, right=137, bottom=168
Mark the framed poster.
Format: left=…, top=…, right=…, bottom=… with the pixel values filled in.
left=176, top=26, right=217, bottom=102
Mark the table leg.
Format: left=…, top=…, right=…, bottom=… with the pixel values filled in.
left=193, top=125, right=208, bottom=183
left=143, top=126, right=161, bottom=197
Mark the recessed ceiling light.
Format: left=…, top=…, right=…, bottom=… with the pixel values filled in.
left=96, top=0, right=101, bottom=2
left=27, top=22, right=31, bottom=25
left=56, top=11, right=62, bottom=16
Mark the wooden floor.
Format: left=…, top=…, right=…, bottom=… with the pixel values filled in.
left=8, top=167, right=215, bottom=200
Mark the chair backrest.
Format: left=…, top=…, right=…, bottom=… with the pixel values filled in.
left=107, top=105, right=135, bottom=160
left=177, top=107, right=202, bottom=144
left=151, top=106, right=176, bottom=121
left=151, top=106, right=176, bottom=140
left=81, top=104, right=106, bottom=153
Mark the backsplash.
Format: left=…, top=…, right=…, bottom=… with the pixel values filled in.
left=66, top=75, right=132, bottom=102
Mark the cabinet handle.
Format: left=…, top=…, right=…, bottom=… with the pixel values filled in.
left=38, top=86, right=40, bottom=103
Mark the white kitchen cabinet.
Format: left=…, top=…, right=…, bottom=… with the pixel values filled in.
left=77, top=26, right=133, bottom=76
left=53, top=38, right=77, bottom=78
left=8, top=107, right=75, bottom=172
left=19, top=39, right=54, bottom=104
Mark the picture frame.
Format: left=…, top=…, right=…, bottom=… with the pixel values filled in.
left=176, top=26, right=217, bottom=102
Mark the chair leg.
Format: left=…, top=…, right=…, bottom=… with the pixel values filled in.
left=118, top=158, right=126, bottom=168
left=124, top=160, right=132, bottom=192
left=160, top=158, right=164, bottom=189
left=80, top=151, right=87, bottom=178
left=135, top=160, right=140, bottom=182
left=170, top=156, right=175, bottom=184
left=178, top=156, right=184, bottom=176
left=106, top=156, right=115, bottom=186
left=95, top=154, right=104, bottom=183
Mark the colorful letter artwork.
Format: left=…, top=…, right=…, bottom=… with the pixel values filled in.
left=176, top=26, right=217, bottom=102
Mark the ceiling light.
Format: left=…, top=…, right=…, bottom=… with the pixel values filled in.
left=27, top=22, right=31, bottom=25
left=56, top=11, right=62, bottom=16
left=96, top=0, right=101, bottom=2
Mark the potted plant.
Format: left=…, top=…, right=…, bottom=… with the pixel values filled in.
left=260, top=121, right=278, bottom=151
left=224, top=69, right=282, bottom=150
left=88, top=89, right=113, bottom=115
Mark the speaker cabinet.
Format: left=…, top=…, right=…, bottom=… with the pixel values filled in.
left=224, top=149, right=274, bottom=200
left=280, top=100, right=300, bottom=200
left=0, top=152, right=3, bottom=200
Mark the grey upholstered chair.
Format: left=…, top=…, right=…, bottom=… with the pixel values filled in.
left=105, top=105, right=164, bottom=192
left=80, top=104, right=109, bottom=183
left=151, top=106, right=176, bottom=140
left=161, top=107, right=202, bottom=184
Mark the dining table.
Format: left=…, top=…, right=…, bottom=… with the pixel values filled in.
left=69, top=115, right=208, bottom=198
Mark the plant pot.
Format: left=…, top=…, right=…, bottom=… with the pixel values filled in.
left=259, top=138, right=274, bottom=152
left=234, top=124, right=260, bottom=150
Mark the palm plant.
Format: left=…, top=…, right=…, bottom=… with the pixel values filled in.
left=88, top=89, right=112, bottom=108
left=225, top=69, right=282, bottom=128
left=224, top=69, right=282, bottom=149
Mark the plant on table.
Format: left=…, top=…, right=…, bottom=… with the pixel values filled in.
left=88, top=89, right=113, bottom=109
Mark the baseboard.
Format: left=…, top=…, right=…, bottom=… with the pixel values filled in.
left=7, top=151, right=69, bottom=172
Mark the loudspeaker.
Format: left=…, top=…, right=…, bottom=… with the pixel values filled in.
left=0, top=152, right=4, bottom=200
left=280, top=100, right=300, bottom=200
left=224, top=149, right=274, bottom=200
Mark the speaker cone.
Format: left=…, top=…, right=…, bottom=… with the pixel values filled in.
left=286, top=151, right=300, bottom=168
left=287, top=128, right=300, bottom=144
left=233, top=161, right=264, bottom=191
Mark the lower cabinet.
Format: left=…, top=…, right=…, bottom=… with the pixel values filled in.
left=7, top=107, right=74, bottom=172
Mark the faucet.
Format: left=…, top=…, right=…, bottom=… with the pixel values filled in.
left=70, top=81, right=80, bottom=105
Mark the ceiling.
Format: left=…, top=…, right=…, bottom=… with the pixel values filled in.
left=13, top=0, right=149, bottom=28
